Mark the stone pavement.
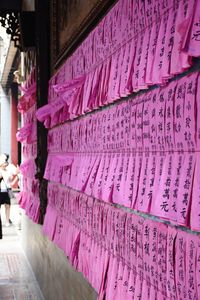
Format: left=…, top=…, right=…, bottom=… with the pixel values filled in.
left=0, top=200, right=44, bottom=300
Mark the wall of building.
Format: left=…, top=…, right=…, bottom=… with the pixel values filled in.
left=21, top=214, right=97, bottom=300
left=10, top=83, right=18, bottom=165
left=0, top=86, right=10, bottom=156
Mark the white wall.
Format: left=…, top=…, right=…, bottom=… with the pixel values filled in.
left=0, top=85, right=11, bottom=156
left=0, top=25, right=11, bottom=157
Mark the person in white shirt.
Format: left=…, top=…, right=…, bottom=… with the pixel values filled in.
left=0, top=153, right=19, bottom=227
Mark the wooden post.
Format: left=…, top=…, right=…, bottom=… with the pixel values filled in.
left=35, top=0, right=49, bottom=224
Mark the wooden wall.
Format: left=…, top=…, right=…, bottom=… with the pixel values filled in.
left=50, top=0, right=117, bottom=73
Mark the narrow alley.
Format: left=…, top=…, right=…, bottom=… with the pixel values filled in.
left=0, top=201, right=43, bottom=300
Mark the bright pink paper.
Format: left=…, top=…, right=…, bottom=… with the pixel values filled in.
left=175, top=231, right=187, bottom=300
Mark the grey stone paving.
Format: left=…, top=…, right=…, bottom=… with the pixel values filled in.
left=0, top=202, right=44, bottom=300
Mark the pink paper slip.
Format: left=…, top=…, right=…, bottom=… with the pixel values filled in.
left=120, top=264, right=131, bottom=299
left=53, top=215, right=65, bottom=250
left=133, top=217, right=144, bottom=300
left=112, top=153, right=126, bottom=206
left=170, top=0, right=189, bottom=75
left=150, top=153, right=166, bottom=215
left=174, top=78, right=186, bottom=152
left=166, top=152, right=184, bottom=223
left=80, top=154, right=97, bottom=192
left=195, top=73, right=200, bottom=150
left=157, top=222, right=168, bottom=298
left=164, top=81, right=177, bottom=152
left=126, top=268, right=136, bottom=300
left=176, top=153, right=196, bottom=226
left=142, top=219, right=158, bottom=298
left=132, top=34, right=144, bottom=92
left=149, top=89, right=159, bottom=152
left=122, top=152, right=136, bottom=209
left=185, top=232, right=198, bottom=299
left=129, top=98, right=137, bottom=150
left=99, top=152, right=112, bottom=200
left=107, top=50, right=120, bottom=103
left=84, top=155, right=101, bottom=196
left=92, top=154, right=106, bottom=199
left=183, top=0, right=200, bottom=57
left=156, top=88, right=166, bottom=152
left=190, top=154, right=200, bottom=230
left=131, top=153, right=143, bottom=209
left=42, top=205, right=57, bottom=241
left=196, top=238, right=200, bottom=299
left=166, top=227, right=177, bottom=300
left=142, top=94, right=151, bottom=150
left=101, top=153, right=119, bottom=203
left=112, top=47, right=126, bottom=102
left=119, top=39, right=135, bottom=97
left=137, top=28, right=150, bottom=90
left=175, top=231, right=187, bottom=300
left=161, top=4, right=178, bottom=80
left=124, top=213, right=132, bottom=266
left=183, top=72, right=198, bottom=152
left=119, top=153, right=131, bottom=207
left=136, top=153, right=150, bottom=213
left=145, top=20, right=161, bottom=85
left=141, top=154, right=156, bottom=213
left=105, top=255, right=120, bottom=300
left=113, top=261, right=126, bottom=300
left=179, top=1, right=196, bottom=69
left=152, top=154, right=173, bottom=220
left=151, top=12, right=169, bottom=85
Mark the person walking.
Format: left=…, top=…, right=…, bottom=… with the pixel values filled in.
left=0, top=153, right=18, bottom=227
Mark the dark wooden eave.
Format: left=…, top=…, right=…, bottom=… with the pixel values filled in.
left=0, top=0, right=22, bottom=12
